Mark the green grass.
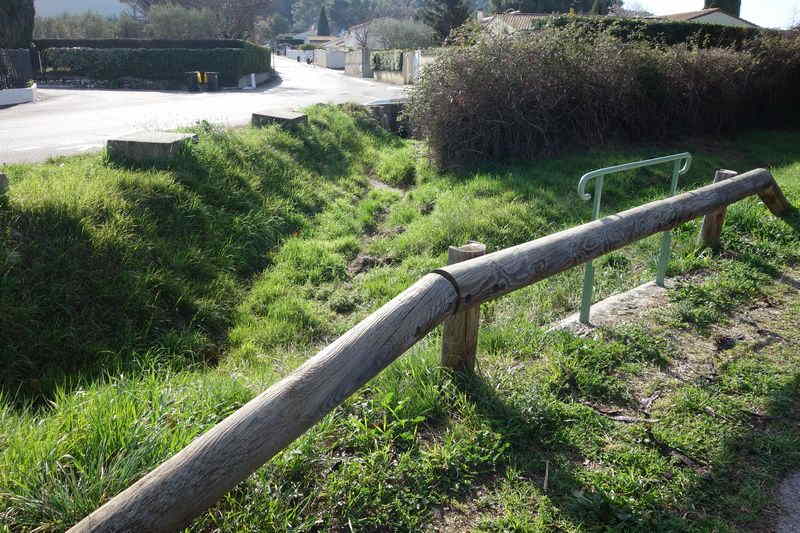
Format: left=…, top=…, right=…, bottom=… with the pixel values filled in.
left=2, top=108, right=800, bottom=531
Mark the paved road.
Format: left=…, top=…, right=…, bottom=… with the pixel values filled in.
left=0, top=56, right=406, bottom=164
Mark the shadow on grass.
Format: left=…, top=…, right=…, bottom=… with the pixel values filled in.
left=0, top=107, right=385, bottom=404
left=450, top=344, right=800, bottom=530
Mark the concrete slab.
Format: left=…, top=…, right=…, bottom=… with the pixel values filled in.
left=551, top=279, right=677, bottom=334
left=367, top=97, right=409, bottom=135
left=251, top=111, right=307, bottom=129
left=777, top=471, right=800, bottom=532
left=106, top=132, right=197, bottom=163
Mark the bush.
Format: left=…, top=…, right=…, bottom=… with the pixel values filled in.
left=534, top=15, right=768, bottom=48
left=43, top=43, right=271, bottom=85
left=34, top=38, right=247, bottom=50
left=408, top=28, right=800, bottom=168
left=0, top=48, right=31, bottom=89
left=371, top=49, right=404, bottom=72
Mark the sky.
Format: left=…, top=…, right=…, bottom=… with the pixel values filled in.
left=35, top=0, right=125, bottom=17
left=627, top=0, right=800, bottom=29
left=32, top=0, right=800, bottom=29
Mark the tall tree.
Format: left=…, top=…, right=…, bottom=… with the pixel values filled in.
left=274, top=0, right=294, bottom=26
left=120, top=0, right=273, bottom=38
left=419, top=0, right=471, bottom=41
left=317, top=5, right=331, bottom=34
left=330, top=0, right=353, bottom=31
left=704, top=0, right=741, bottom=17
left=292, top=0, right=325, bottom=30
left=0, top=0, right=35, bottom=48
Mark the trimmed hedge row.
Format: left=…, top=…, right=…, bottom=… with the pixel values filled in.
left=535, top=15, right=767, bottom=48
left=34, top=38, right=247, bottom=50
left=0, top=48, right=32, bottom=89
left=371, top=49, right=403, bottom=72
left=43, top=44, right=271, bottom=86
left=409, top=28, right=800, bottom=168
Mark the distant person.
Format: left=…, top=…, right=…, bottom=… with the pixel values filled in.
left=306, top=57, right=312, bottom=65
left=297, top=56, right=301, bottom=62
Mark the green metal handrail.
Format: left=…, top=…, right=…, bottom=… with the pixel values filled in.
left=577, top=153, right=692, bottom=324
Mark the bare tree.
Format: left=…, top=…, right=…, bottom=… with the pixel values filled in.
left=351, top=21, right=370, bottom=48
left=610, top=1, right=652, bottom=17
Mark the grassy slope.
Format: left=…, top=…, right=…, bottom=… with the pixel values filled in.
left=1, top=111, right=800, bottom=531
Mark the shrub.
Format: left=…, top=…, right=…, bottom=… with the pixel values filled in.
left=408, top=28, right=800, bottom=168
left=42, top=43, right=271, bottom=85
left=534, top=15, right=768, bottom=48
left=0, top=49, right=31, bottom=89
left=371, top=49, right=404, bottom=72
left=34, top=38, right=248, bottom=50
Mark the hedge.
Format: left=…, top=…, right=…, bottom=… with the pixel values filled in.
left=533, top=15, right=768, bottom=48
left=408, top=27, right=800, bottom=168
left=0, top=48, right=31, bottom=89
left=371, top=49, right=403, bottom=72
left=43, top=44, right=271, bottom=86
left=34, top=39, right=247, bottom=50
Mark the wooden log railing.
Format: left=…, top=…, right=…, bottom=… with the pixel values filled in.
left=70, top=168, right=791, bottom=532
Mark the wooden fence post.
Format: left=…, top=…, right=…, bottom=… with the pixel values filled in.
left=441, top=242, right=486, bottom=372
left=697, top=169, right=738, bottom=250
left=758, top=181, right=792, bottom=217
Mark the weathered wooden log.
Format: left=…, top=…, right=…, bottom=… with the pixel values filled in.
left=68, top=274, right=458, bottom=533
left=758, top=182, right=791, bottom=217
left=697, top=169, right=738, bottom=250
left=441, top=242, right=486, bottom=371
left=435, top=168, right=785, bottom=308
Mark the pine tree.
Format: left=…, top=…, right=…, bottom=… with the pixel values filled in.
left=704, top=0, right=741, bottom=17
left=420, top=0, right=471, bottom=41
left=0, top=0, right=35, bottom=48
left=317, top=5, right=330, bottom=35
left=275, top=0, right=294, bottom=27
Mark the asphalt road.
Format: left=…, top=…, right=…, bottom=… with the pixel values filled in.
left=0, top=56, right=406, bottom=164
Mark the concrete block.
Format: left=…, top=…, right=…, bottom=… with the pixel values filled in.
left=107, top=132, right=197, bottom=163
left=252, top=111, right=308, bottom=129
left=238, top=71, right=274, bottom=89
left=367, top=98, right=409, bottom=136
left=0, top=84, right=37, bottom=107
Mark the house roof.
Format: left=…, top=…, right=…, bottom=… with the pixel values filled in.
left=652, top=7, right=722, bottom=22
left=484, top=12, right=550, bottom=31
left=647, top=7, right=759, bottom=27
left=323, top=37, right=347, bottom=49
